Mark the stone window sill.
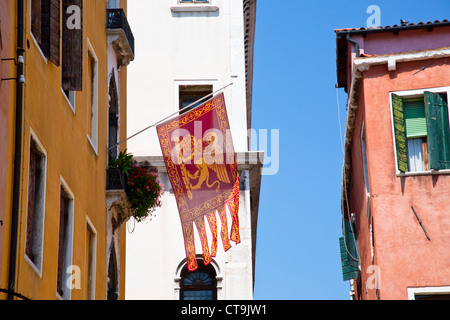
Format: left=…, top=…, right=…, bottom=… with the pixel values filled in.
left=170, top=5, right=219, bottom=12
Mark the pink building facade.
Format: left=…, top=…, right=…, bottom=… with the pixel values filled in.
left=336, top=20, right=450, bottom=300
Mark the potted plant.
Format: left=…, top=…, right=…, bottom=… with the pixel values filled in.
left=109, top=150, right=164, bottom=222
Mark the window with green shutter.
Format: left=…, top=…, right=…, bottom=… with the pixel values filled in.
left=339, top=220, right=359, bottom=281
left=391, top=91, right=450, bottom=173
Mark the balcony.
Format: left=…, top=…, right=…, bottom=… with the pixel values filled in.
left=107, top=9, right=135, bottom=68
left=106, top=167, right=132, bottom=231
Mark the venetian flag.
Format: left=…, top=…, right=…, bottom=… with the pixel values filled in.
left=156, top=93, right=240, bottom=271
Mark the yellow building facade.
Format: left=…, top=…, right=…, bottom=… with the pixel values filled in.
left=0, top=0, right=134, bottom=300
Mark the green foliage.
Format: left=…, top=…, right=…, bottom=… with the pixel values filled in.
left=108, top=150, right=164, bottom=222
left=108, top=149, right=134, bottom=176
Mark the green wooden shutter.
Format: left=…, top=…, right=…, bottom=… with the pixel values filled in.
left=425, top=91, right=450, bottom=170
left=392, top=94, right=409, bottom=172
left=339, top=220, right=359, bottom=281
left=404, top=98, right=427, bottom=138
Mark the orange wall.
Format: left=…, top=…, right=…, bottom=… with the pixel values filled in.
left=350, top=57, right=450, bottom=299
left=8, top=0, right=129, bottom=300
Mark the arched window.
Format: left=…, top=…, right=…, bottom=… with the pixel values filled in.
left=180, top=260, right=217, bottom=300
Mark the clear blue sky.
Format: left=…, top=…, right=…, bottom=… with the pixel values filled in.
left=251, top=0, right=450, bottom=300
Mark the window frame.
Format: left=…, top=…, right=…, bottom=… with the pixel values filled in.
left=62, top=88, right=76, bottom=113
left=85, top=216, right=97, bottom=300
left=25, top=128, right=48, bottom=277
left=178, top=84, right=214, bottom=115
left=30, top=0, right=60, bottom=65
left=180, top=259, right=217, bottom=300
left=390, top=86, right=450, bottom=176
left=86, top=38, right=99, bottom=154
left=56, top=177, right=75, bottom=301
left=408, top=286, right=450, bottom=300
left=30, top=0, right=48, bottom=63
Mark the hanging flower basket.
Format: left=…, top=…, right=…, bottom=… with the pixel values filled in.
left=108, top=150, right=164, bottom=222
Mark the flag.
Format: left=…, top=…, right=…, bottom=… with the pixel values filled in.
left=156, top=93, right=240, bottom=271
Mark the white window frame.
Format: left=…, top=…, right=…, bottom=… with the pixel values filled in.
left=56, top=176, right=75, bottom=301
left=24, top=128, right=48, bottom=278
left=86, top=216, right=97, bottom=300
left=408, top=286, right=450, bottom=300
left=172, top=0, right=218, bottom=12
left=174, top=79, right=217, bottom=114
left=62, top=88, right=76, bottom=114
left=174, top=256, right=223, bottom=300
left=87, top=38, right=99, bottom=155
left=390, top=86, right=450, bottom=176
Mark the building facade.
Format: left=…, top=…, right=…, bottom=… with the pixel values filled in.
left=0, top=0, right=15, bottom=295
left=125, top=0, right=262, bottom=300
left=336, top=20, right=450, bottom=300
left=0, top=0, right=134, bottom=300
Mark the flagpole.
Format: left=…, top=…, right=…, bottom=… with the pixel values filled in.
left=109, top=82, right=234, bottom=151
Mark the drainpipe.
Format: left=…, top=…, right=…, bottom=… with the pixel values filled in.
left=346, top=34, right=360, bottom=58
left=8, top=0, right=25, bottom=300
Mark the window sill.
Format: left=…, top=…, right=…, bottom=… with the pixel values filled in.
left=171, top=5, right=219, bottom=12
left=397, top=169, right=450, bottom=177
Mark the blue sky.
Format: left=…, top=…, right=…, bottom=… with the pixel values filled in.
left=251, top=0, right=450, bottom=300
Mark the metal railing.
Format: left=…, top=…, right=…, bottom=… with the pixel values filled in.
left=107, top=9, right=135, bottom=55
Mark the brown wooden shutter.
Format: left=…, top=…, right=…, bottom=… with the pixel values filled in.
left=40, top=0, right=51, bottom=57
left=31, top=0, right=42, bottom=45
left=39, top=0, right=60, bottom=65
left=62, top=0, right=83, bottom=91
left=49, top=0, right=60, bottom=65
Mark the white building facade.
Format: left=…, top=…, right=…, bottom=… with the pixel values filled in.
left=125, top=0, right=261, bottom=300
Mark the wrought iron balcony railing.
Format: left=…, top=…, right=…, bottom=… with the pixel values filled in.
left=107, top=9, right=135, bottom=56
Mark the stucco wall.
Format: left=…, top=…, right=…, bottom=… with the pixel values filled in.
left=351, top=57, right=450, bottom=299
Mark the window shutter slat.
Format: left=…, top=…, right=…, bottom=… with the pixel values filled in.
left=339, top=220, right=359, bottom=281
left=31, top=0, right=42, bottom=44
left=392, top=94, right=409, bottom=172
left=404, top=99, right=427, bottom=138
left=62, top=0, right=83, bottom=91
left=424, top=91, right=450, bottom=170
left=49, top=0, right=60, bottom=65
left=40, top=0, right=51, bottom=57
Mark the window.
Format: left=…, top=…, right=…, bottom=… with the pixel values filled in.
left=179, top=85, right=213, bottom=115
left=392, top=90, right=450, bottom=173
left=25, top=133, right=47, bottom=274
left=361, top=122, right=369, bottom=192
left=180, top=260, right=217, bottom=300
left=107, top=0, right=120, bottom=8
left=57, top=180, right=74, bottom=300
left=85, top=218, right=97, bottom=300
left=63, top=90, right=76, bottom=111
left=408, top=286, right=450, bottom=300
left=31, top=0, right=60, bottom=64
left=87, top=40, right=99, bottom=152
left=108, top=73, right=119, bottom=160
